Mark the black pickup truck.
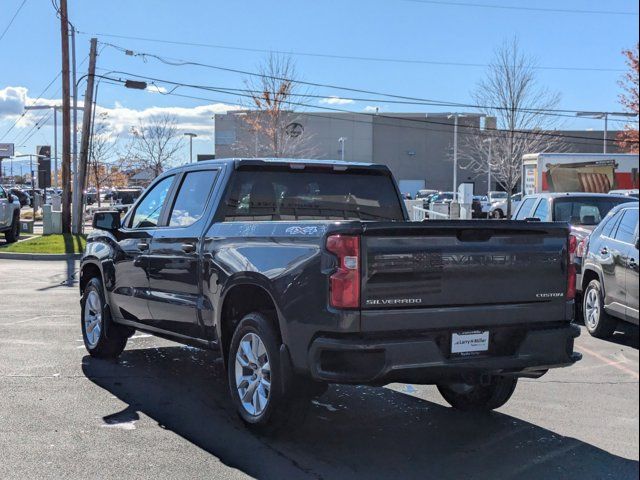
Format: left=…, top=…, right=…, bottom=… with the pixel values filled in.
left=80, top=158, right=581, bottom=431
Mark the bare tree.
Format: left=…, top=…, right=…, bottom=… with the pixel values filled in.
left=88, top=112, right=120, bottom=206
left=233, top=53, right=317, bottom=158
left=461, top=39, right=566, bottom=217
left=125, top=114, right=184, bottom=177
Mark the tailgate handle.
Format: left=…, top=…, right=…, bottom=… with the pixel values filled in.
left=457, top=229, right=493, bottom=242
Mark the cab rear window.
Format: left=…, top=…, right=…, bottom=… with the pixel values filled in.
left=223, top=168, right=405, bottom=221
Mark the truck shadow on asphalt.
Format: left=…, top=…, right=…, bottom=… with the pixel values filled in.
left=82, top=346, right=638, bottom=480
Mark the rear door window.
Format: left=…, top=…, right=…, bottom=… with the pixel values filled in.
left=514, top=198, right=537, bottom=220
left=532, top=198, right=549, bottom=221
left=613, top=209, right=639, bottom=245
left=168, top=170, right=218, bottom=227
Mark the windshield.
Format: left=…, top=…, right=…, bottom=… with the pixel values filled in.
left=553, top=197, right=631, bottom=225
left=490, top=192, right=508, bottom=200
left=224, top=168, right=405, bottom=221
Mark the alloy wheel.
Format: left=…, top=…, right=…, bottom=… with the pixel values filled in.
left=234, top=332, right=271, bottom=416
left=584, top=288, right=600, bottom=330
left=84, top=290, right=102, bottom=348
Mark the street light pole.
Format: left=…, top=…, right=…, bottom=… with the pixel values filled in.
left=483, top=137, right=492, bottom=192
left=576, top=111, right=638, bottom=154
left=184, top=133, right=197, bottom=163
left=449, top=114, right=460, bottom=201
left=338, top=137, right=346, bottom=162
left=15, top=153, right=46, bottom=221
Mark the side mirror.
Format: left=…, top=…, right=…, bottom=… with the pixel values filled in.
left=92, top=210, right=121, bottom=231
left=7, top=193, right=15, bottom=203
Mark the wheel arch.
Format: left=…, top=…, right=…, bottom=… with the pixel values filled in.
left=79, top=260, right=103, bottom=295
left=217, top=281, right=283, bottom=366
left=581, top=267, right=603, bottom=295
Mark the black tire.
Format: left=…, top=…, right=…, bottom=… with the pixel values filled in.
left=583, top=279, right=617, bottom=338
left=437, top=376, right=518, bottom=411
left=4, top=213, right=20, bottom=243
left=81, top=277, right=129, bottom=358
left=491, top=209, right=504, bottom=219
left=227, top=312, right=311, bottom=434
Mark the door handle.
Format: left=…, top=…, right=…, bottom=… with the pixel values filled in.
left=137, top=242, right=149, bottom=251
left=181, top=242, right=196, bottom=253
left=600, top=246, right=609, bottom=255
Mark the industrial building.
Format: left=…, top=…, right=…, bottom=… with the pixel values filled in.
left=214, top=111, right=622, bottom=196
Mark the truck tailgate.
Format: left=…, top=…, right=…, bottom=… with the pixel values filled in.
left=361, top=221, right=569, bottom=312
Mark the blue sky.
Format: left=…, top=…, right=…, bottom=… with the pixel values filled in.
left=0, top=0, right=638, bottom=167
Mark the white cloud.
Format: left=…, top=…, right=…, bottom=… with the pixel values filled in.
left=146, top=84, right=168, bottom=94
left=96, top=102, right=240, bottom=140
left=363, top=105, right=381, bottom=113
left=0, top=85, right=241, bottom=140
left=319, top=96, right=355, bottom=105
left=0, top=86, right=28, bottom=117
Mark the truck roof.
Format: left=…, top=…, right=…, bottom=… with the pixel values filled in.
left=162, top=158, right=391, bottom=176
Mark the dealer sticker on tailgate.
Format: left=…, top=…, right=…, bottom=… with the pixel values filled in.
left=451, top=331, right=490, bottom=355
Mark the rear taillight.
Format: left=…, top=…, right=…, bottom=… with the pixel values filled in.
left=326, top=235, right=360, bottom=309
left=567, top=234, right=577, bottom=300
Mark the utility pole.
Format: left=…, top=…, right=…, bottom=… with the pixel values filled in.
left=76, top=37, right=98, bottom=234
left=71, top=24, right=79, bottom=232
left=59, top=0, right=71, bottom=233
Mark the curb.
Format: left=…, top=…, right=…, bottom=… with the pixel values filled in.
left=0, top=252, right=82, bottom=261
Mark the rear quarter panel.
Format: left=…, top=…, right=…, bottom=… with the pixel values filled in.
left=202, top=221, right=360, bottom=370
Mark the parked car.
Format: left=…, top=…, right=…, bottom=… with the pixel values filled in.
left=0, top=185, right=21, bottom=242
left=81, top=158, right=580, bottom=432
left=415, top=189, right=437, bottom=201
left=487, top=191, right=509, bottom=204
left=513, top=192, right=631, bottom=231
left=609, top=189, right=639, bottom=198
left=580, top=202, right=638, bottom=338
left=9, top=188, right=31, bottom=207
left=486, top=193, right=522, bottom=219
left=424, top=191, right=454, bottom=210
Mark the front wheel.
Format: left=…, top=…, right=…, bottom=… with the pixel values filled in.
left=491, top=209, right=503, bottom=219
left=228, top=312, right=311, bottom=434
left=81, top=277, right=129, bottom=358
left=4, top=214, right=20, bottom=243
left=437, top=376, right=518, bottom=411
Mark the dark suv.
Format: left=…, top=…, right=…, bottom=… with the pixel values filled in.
left=580, top=202, right=639, bottom=338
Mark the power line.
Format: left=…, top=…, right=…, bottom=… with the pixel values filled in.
left=0, top=72, right=61, bottom=142
left=0, top=0, right=27, bottom=43
left=95, top=69, right=636, bottom=147
left=402, top=0, right=639, bottom=16
left=99, top=42, right=637, bottom=121
left=80, top=31, right=626, bottom=73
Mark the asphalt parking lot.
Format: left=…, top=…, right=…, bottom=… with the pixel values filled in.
left=0, top=258, right=638, bottom=480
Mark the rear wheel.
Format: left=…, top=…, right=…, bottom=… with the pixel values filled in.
left=437, top=376, right=518, bottom=411
left=228, top=312, right=311, bottom=434
left=81, top=277, right=129, bottom=358
left=4, top=213, right=19, bottom=243
left=583, top=279, right=617, bottom=338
